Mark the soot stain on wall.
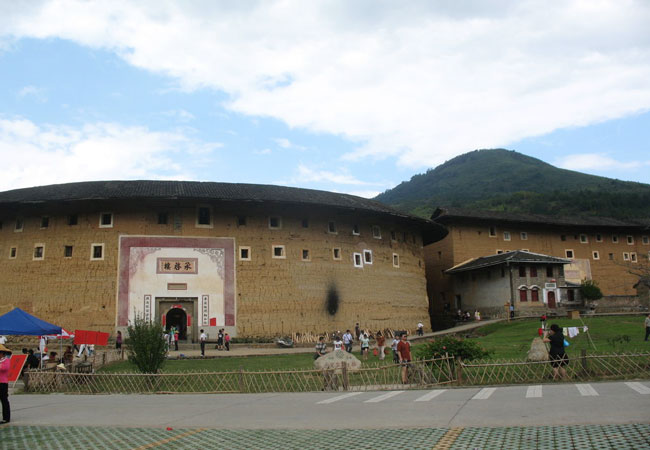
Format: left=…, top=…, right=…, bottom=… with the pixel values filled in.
left=326, top=284, right=340, bottom=315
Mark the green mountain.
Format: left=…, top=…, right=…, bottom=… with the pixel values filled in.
left=375, top=149, right=650, bottom=219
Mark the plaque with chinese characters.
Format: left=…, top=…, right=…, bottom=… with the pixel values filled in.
left=157, top=258, right=198, bottom=274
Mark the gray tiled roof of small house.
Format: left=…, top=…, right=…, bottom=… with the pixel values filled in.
left=0, top=180, right=448, bottom=243
left=432, top=206, right=650, bottom=229
left=445, top=250, right=571, bottom=274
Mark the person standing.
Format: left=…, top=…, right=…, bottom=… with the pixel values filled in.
left=397, top=333, right=412, bottom=384
left=224, top=333, right=231, bottom=351
left=376, top=331, right=386, bottom=360
left=391, top=335, right=400, bottom=363
left=342, top=330, right=353, bottom=353
left=417, top=322, right=424, bottom=336
left=509, top=304, right=515, bottom=319
left=543, top=324, right=569, bottom=380
left=360, top=333, right=370, bottom=360
left=333, top=335, right=343, bottom=351
left=354, top=323, right=361, bottom=341
left=115, top=331, right=122, bottom=350
left=173, top=329, right=179, bottom=351
left=217, top=329, right=224, bottom=350
left=314, top=336, right=327, bottom=359
left=199, top=329, right=207, bottom=357
left=644, top=314, right=650, bottom=341
left=0, top=344, right=12, bottom=424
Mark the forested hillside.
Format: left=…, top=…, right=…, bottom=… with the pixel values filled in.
left=375, top=149, right=650, bottom=219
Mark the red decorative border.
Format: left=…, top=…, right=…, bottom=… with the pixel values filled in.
left=117, top=236, right=235, bottom=326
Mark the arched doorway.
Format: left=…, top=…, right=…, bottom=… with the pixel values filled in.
left=547, top=291, right=556, bottom=309
left=166, top=308, right=188, bottom=340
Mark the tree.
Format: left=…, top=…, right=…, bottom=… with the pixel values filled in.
left=125, top=316, right=168, bottom=373
left=580, top=279, right=603, bottom=301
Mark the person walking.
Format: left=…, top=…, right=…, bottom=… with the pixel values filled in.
left=360, top=333, right=370, bottom=360
left=376, top=331, right=386, bottom=360
left=342, top=330, right=353, bottom=353
left=645, top=314, right=650, bottom=341
left=397, top=333, right=412, bottom=384
left=391, top=335, right=400, bottom=363
left=543, top=324, right=569, bottom=380
left=0, top=344, right=12, bottom=424
left=199, top=329, right=207, bottom=357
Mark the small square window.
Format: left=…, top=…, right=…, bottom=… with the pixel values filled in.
left=67, top=214, right=78, bottom=226
left=520, top=232, right=528, bottom=240
left=565, top=249, right=574, bottom=258
left=643, top=236, right=649, bottom=245
left=332, top=248, right=341, bottom=260
left=197, top=207, right=212, bottom=227
left=301, top=218, right=309, bottom=228
left=560, top=235, right=566, bottom=241
left=272, top=245, right=285, bottom=259
left=627, top=235, right=634, bottom=245
left=353, top=252, right=363, bottom=268
left=596, top=234, right=603, bottom=242
left=580, top=234, right=588, bottom=243
left=608, top=253, right=614, bottom=260
left=239, top=246, right=251, bottom=261
left=40, top=216, right=49, bottom=228
left=237, top=216, right=247, bottom=227
left=64, top=246, right=73, bottom=258
left=302, top=249, right=310, bottom=261
left=612, top=235, right=619, bottom=244
left=623, top=252, right=630, bottom=261
left=352, top=224, right=360, bottom=235
left=631, top=252, right=637, bottom=262
left=9, top=247, right=17, bottom=259
left=592, top=251, right=600, bottom=260
left=269, top=216, right=282, bottom=229
left=99, top=212, right=113, bottom=228
left=392, top=253, right=400, bottom=268
left=14, top=218, right=23, bottom=232
left=390, top=230, right=397, bottom=241
left=496, top=250, right=503, bottom=254
left=503, top=231, right=511, bottom=241
left=91, top=244, right=104, bottom=261
left=157, top=212, right=168, bottom=225
left=33, top=245, right=44, bottom=260
left=372, top=225, right=381, bottom=239
left=546, top=266, right=553, bottom=277
left=519, top=265, right=526, bottom=277
left=328, top=221, right=337, bottom=234
left=530, top=266, right=537, bottom=277
left=363, top=249, right=373, bottom=264
left=489, top=226, right=496, bottom=237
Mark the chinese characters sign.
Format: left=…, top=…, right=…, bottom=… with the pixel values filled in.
left=157, top=258, right=198, bottom=274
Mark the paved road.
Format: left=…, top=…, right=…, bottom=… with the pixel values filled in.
left=9, top=380, right=650, bottom=429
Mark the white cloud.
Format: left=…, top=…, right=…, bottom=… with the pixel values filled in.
left=556, top=153, right=647, bottom=171
left=17, top=85, right=46, bottom=101
left=2, top=1, right=650, bottom=169
left=273, top=137, right=305, bottom=150
left=0, top=117, right=222, bottom=191
left=345, top=189, right=382, bottom=199
left=161, top=109, right=195, bottom=122
left=254, top=148, right=272, bottom=155
left=286, top=164, right=381, bottom=186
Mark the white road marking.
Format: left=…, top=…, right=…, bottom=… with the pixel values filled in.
left=364, top=391, right=405, bottom=403
left=414, top=389, right=447, bottom=402
left=316, top=392, right=363, bottom=404
left=472, top=387, right=496, bottom=400
left=576, top=384, right=599, bottom=396
left=625, top=382, right=650, bottom=395
left=526, top=385, right=542, bottom=398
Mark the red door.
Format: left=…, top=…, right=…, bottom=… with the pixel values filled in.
left=547, top=291, right=556, bottom=308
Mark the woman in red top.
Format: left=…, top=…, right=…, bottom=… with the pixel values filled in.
left=397, top=333, right=411, bottom=384
left=0, top=344, right=12, bottom=424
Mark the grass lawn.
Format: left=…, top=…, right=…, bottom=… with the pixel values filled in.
left=466, top=315, right=648, bottom=359
left=99, top=315, right=648, bottom=373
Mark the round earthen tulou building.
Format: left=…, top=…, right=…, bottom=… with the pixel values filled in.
left=0, top=181, right=447, bottom=341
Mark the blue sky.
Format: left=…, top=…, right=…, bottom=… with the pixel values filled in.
left=1, top=1, right=649, bottom=197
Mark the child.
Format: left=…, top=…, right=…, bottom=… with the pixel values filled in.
left=224, top=333, right=231, bottom=351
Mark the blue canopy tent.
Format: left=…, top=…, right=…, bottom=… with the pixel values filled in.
left=0, top=308, right=61, bottom=336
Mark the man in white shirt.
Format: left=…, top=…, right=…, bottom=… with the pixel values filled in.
left=342, top=330, right=353, bottom=353
left=199, top=329, right=207, bottom=357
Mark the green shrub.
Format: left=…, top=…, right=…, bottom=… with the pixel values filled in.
left=414, top=336, right=492, bottom=361
left=580, top=279, right=603, bottom=301
left=125, top=317, right=168, bottom=374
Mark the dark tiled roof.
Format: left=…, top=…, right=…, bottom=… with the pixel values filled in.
left=446, top=250, right=570, bottom=274
left=0, top=180, right=448, bottom=244
left=432, top=207, right=649, bottom=229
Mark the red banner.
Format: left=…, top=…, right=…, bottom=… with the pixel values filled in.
left=8, top=355, right=27, bottom=383
left=209, top=317, right=216, bottom=326
left=74, top=330, right=110, bottom=346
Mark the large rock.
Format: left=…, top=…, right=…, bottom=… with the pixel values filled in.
left=527, top=337, right=549, bottom=362
left=314, top=349, right=362, bottom=373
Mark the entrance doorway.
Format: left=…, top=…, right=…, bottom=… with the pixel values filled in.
left=547, top=291, right=556, bottom=308
left=166, top=308, right=188, bottom=340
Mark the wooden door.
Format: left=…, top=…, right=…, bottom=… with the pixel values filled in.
left=547, top=291, right=556, bottom=308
